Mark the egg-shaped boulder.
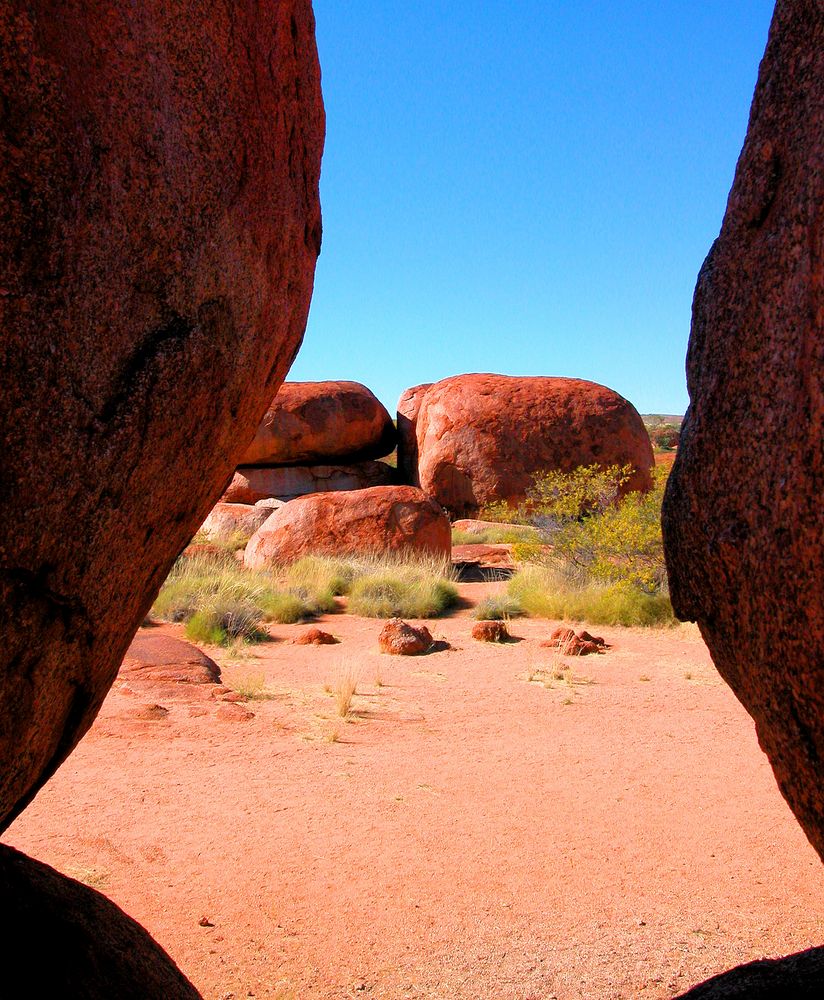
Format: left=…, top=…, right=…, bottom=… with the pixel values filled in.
left=662, top=0, right=824, bottom=860
left=240, top=381, right=396, bottom=465
left=415, top=374, right=653, bottom=517
left=244, top=486, right=451, bottom=567
left=0, top=0, right=323, bottom=835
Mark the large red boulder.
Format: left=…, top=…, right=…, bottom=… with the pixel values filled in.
left=415, top=374, right=653, bottom=517
left=0, top=0, right=323, bottom=837
left=244, top=486, right=451, bottom=568
left=662, top=0, right=824, bottom=860
left=240, top=381, right=396, bottom=465
left=396, top=383, right=432, bottom=486
left=221, top=460, right=395, bottom=503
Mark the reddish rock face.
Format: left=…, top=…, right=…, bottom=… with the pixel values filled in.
left=415, top=375, right=653, bottom=517
left=378, top=619, right=433, bottom=656
left=396, top=383, right=433, bottom=486
left=662, top=1, right=824, bottom=859
left=240, top=381, right=396, bottom=465
left=244, top=486, right=452, bottom=568
left=471, top=620, right=510, bottom=643
left=222, top=460, right=395, bottom=503
left=292, top=628, right=338, bottom=646
left=120, top=635, right=222, bottom=687
left=0, top=0, right=323, bottom=836
left=199, top=503, right=272, bottom=544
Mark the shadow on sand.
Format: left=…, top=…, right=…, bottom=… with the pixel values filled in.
left=676, top=947, right=824, bottom=998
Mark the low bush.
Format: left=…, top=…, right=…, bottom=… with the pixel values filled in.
left=347, top=562, right=458, bottom=618
left=472, top=594, right=524, bottom=621
left=152, top=555, right=312, bottom=644
left=281, top=555, right=356, bottom=614
left=508, top=564, right=675, bottom=627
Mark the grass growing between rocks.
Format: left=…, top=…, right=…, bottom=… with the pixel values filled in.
left=508, top=564, right=675, bottom=627
left=152, top=555, right=313, bottom=645
left=278, top=553, right=458, bottom=619
left=472, top=594, right=524, bottom=621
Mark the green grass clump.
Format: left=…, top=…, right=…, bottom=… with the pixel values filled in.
left=345, top=558, right=458, bottom=619
left=281, top=555, right=357, bottom=614
left=508, top=564, right=675, bottom=628
left=152, top=554, right=311, bottom=643
left=472, top=594, right=524, bottom=621
left=258, top=591, right=308, bottom=624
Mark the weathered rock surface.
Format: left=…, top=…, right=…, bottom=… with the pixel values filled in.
left=378, top=619, right=433, bottom=656
left=415, top=374, right=654, bottom=517
left=0, top=0, right=323, bottom=834
left=541, top=627, right=608, bottom=656
left=397, top=383, right=432, bottom=486
left=662, top=0, right=824, bottom=859
left=0, top=845, right=200, bottom=998
left=471, top=620, right=510, bottom=643
left=222, top=461, right=395, bottom=504
left=120, top=635, right=222, bottom=687
left=292, top=627, right=338, bottom=646
left=240, top=381, right=396, bottom=465
left=244, top=486, right=451, bottom=568
left=199, top=503, right=271, bottom=544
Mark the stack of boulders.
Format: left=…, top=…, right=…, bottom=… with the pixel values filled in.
left=222, top=380, right=397, bottom=503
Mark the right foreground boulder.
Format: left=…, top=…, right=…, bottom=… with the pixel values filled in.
left=414, top=374, right=653, bottom=517
left=662, top=0, right=824, bottom=859
left=244, top=486, right=451, bottom=567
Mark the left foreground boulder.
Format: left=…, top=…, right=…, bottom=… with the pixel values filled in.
left=0, top=0, right=323, bottom=832
left=1, top=1, right=323, bottom=990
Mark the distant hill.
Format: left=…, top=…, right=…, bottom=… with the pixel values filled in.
left=641, top=414, right=684, bottom=428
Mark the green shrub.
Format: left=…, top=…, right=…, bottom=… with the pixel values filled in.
left=508, top=564, right=675, bottom=628
left=472, top=594, right=524, bottom=621
left=346, top=562, right=458, bottom=618
left=258, top=591, right=308, bottom=624
left=281, top=555, right=356, bottom=613
left=152, top=554, right=310, bottom=642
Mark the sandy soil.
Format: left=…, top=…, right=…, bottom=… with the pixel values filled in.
left=6, top=582, right=823, bottom=999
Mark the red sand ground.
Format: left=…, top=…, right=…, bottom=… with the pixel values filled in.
left=6, top=582, right=823, bottom=999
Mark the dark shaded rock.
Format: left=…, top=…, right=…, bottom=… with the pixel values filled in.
left=416, top=374, right=653, bottom=518
left=675, top=946, right=824, bottom=999
left=661, top=0, right=824, bottom=859
left=222, top=460, right=395, bottom=503
left=0, top=845, right=201, bottom=998
left=397, top=383, right=432, bottom=486
left=0, top=1, right=323, bottom=830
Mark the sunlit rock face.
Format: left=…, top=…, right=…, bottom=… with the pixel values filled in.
left=662, top=0, right=824, bottom=858
left=0, top=0, right=324, bottom=832
left=414, top=374, right=653, bottom=518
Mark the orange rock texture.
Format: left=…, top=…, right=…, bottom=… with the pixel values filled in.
left=244, top=486, right=451, bottom=568
left=415, top=374, right=653, bottom=517
left=662, top=0, right=824, bottom=860
left=0, top=0, right=324, bottom=843
left=240, top=381, right=396, bottom=465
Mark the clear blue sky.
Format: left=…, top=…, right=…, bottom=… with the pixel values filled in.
left=290, top=1, right=776, bottom=416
